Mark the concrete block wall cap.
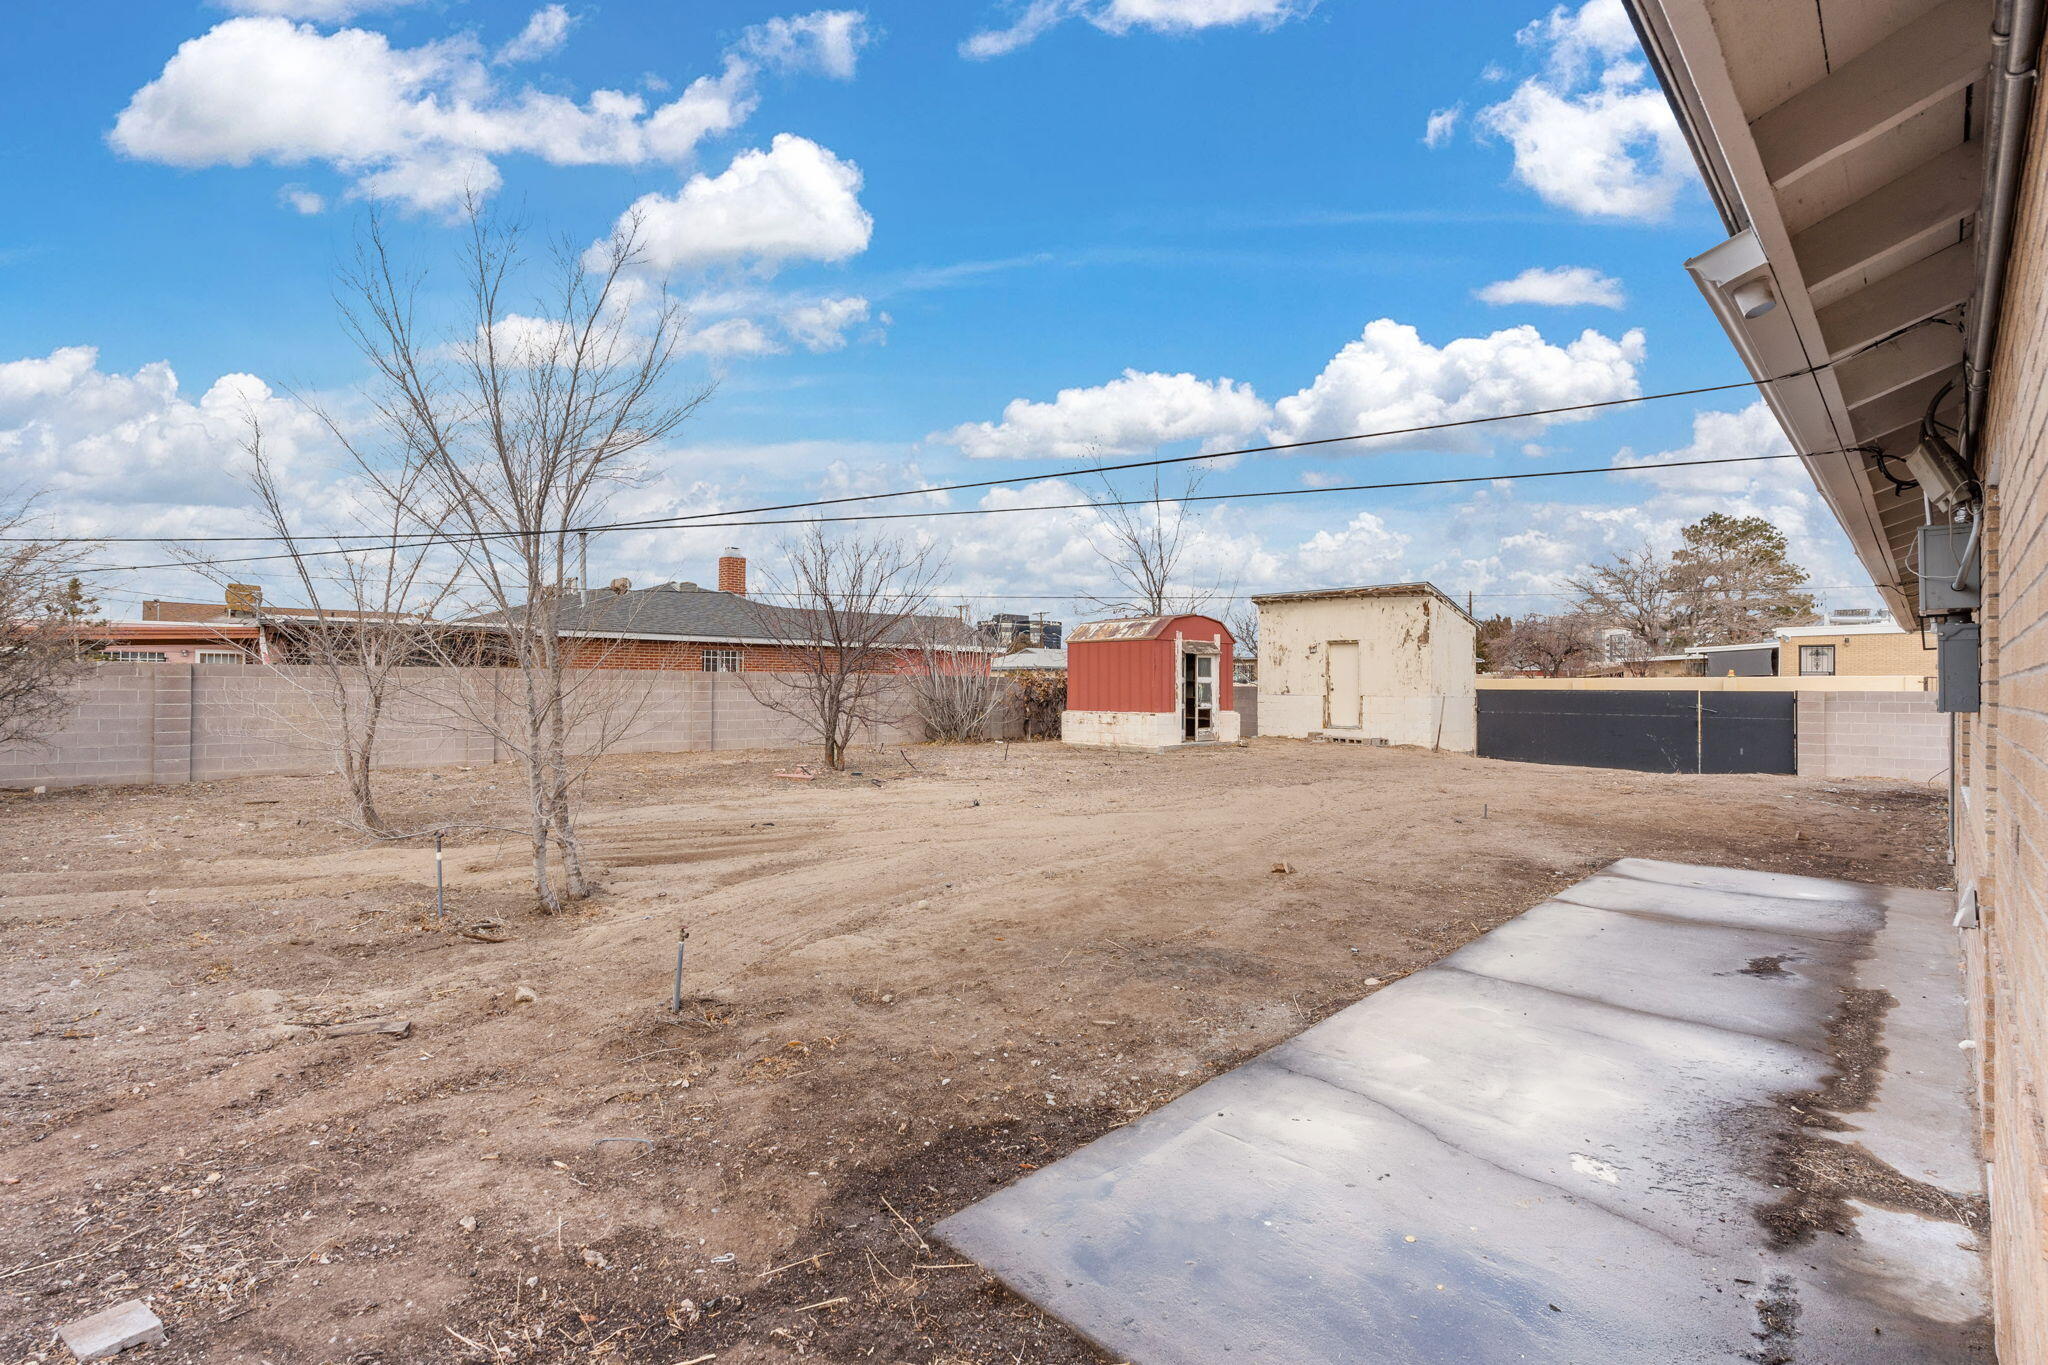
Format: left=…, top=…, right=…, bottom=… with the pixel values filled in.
left=58, top=1299, right=164, bottom=1359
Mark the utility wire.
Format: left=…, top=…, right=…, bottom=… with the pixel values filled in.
left=75, top=451, right=1807, bottom=576
left=31, top=371, right=1817, bottom=556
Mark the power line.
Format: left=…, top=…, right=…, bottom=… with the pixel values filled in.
left=29, top=370, right=1819, bottom=558
left=75, top=450, right=1809, bottom=576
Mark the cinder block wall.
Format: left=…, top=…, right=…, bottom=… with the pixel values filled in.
left=1794, top=691, right=1950, bottom=783
left=0, top=664, right=923, bottom=788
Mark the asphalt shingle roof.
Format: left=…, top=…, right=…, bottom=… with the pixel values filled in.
left=475, top=581, right=969, bottom=646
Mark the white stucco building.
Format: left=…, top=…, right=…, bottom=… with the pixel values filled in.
left=1251, top=583, right=1477, bottom=751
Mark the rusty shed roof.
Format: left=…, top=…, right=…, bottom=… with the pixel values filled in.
left=1068, top=613, right=1226, bottom=644
left=1249, top=582, right=1474, bottom=624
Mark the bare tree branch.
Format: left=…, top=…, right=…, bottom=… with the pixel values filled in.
left=330, top=201, right=710, bottom=910
left=741, top=526, right=956, bottom=770
left=1084, top=470, right=1222, bottom=617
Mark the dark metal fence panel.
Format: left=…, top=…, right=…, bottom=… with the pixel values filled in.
left=1476, top=690, right=1701, bottom=773
left=1476, top=688, right=1797, bottom=774
left=1699, top=691, right=1797, bottom=774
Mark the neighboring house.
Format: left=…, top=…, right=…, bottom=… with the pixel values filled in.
left=1685, top=623, right=1935, bottom=681
left=89, top=619, right=261, bottom=664
left=1772, top=622, right=1935, bottom=681
left=1251, top=583, right=1477, bottom=751
left=1631, top=2, right=2046, bottom=1351
left=992, top=647, right=1066, bottom=673
left=484, top=552, right=988, bottom=673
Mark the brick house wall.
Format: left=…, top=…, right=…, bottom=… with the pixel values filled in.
left=1954, top=69, right=2048, bottom=1364
left=1774, top=629, right=1938, bottom=679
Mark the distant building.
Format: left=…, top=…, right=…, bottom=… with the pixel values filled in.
left=992, top=647, right=1066, bottom=673
left=1685, top=620, right=1934, bottom=683
left=979, top=612, right=1063, bottom=651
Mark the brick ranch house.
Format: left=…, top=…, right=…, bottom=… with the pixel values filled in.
left=491, top=550, right=992, bottom=674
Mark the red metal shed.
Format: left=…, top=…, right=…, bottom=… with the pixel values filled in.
left=1063, top=613, right=1237, bottom=748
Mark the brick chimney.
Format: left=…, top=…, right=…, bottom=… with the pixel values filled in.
left=717, top=547, right=747, bottom=596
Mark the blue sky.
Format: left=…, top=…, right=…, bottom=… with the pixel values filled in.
left=0, top=0, right=1877, bottom=622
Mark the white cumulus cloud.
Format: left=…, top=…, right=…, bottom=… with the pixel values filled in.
left=1267, top=319, right=1645, bottom=450
left=937, top=319, right=1647, bottom=464
left=214, top=0, right=419, bottom=19
left=1471, top=0, right=1694, bottom=220
left=609, top=134, right=873, bottom=275
left=937, top=369, right=1272, bottom=460
left=1423, top=105, right=1461, bottom=148
left=111, top=10, right=867, bottom=213
left=1475, top=265, right=1626, bottom=308
left=782, top=295, right=872, bottom=351
left=495, top=4, right=576, bottom=64
left=1295, top=510, right=1409, bottom=581
left=0, top=347, right=323, bottom=521
left=735, top=10, right=870, bottom=78
left=962, top=0, right=1310, bottom=59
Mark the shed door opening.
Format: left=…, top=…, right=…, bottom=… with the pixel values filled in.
left=1325, top=641, right=1360, bottom=730
left=1183, top=651, right=1215, bottom=740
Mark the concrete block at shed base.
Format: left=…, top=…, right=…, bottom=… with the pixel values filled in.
left=58, top=1300, right=164, bottom=1359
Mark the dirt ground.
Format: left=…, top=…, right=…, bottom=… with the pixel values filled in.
left=0, top=739, right=1950, bottom=1364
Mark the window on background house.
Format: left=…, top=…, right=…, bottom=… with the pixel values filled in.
left=1799, top=644, right=1836, bottom=676
left=197, top=651, right=244, bottom=664
left=701, top=648, right=741, bottom=673
left=103, top=650, right=168, bottom=663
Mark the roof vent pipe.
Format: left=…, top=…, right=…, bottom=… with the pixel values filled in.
left=1964, top=0, right=2044, bottom=480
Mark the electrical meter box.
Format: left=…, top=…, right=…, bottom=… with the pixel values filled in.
left=1918, top=522, right=1982, bottom=614
left=1937, top=620, right=1981, bottom=713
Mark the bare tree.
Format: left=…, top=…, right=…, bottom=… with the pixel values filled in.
left=330, top=204, right=710, bottom=911
left=1086, top=470, right=1219, bottom=616
left=1226, top=601, right=1259, bottom=676
left=1566, top=543, right=1684, bottom=657
left=0, top=496, right=96, bottom=747
left=1493, top=613, right=1599, bottom=677
left=744, top=525, right=949, bottom=770
left=173, top=414, right=460, bottom=834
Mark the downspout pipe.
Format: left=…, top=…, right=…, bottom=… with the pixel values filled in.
left=1965, top=0, right=2046, bottom=478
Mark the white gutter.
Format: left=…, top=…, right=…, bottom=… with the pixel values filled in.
left=1965, top=0, right=2046, bottom=476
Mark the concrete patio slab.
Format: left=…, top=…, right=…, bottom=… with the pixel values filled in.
left=935, top=858, right=1990, bottom=1364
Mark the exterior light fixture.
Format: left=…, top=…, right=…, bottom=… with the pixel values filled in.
left=1729, top=277, right=1778, bottom=318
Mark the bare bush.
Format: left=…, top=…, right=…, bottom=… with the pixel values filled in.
left=906, top=625, right=1005, bottom=742
left=1007, top=668, right=1067, bottom=739
left=0, top=496, right=96, bottom=747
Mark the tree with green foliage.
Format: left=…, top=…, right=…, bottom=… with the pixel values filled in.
left=1669, top=512, right=1818, bottom=645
